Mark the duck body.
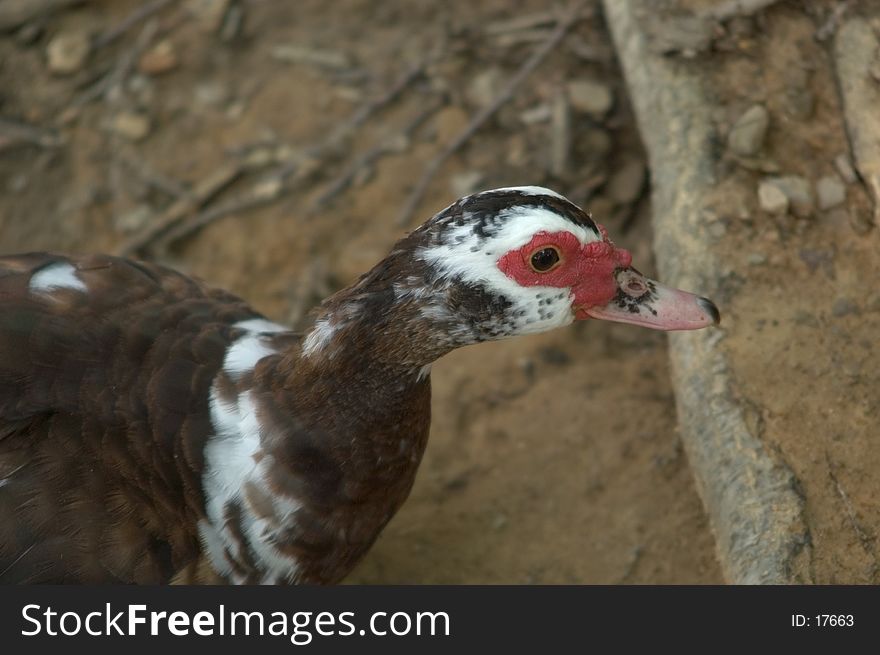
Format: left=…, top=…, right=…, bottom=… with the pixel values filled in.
left=0, top=187, right=718, bottom=584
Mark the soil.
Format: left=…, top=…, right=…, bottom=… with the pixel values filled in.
left=0, top=0, right=724, bottom=583
left=682, top=2, right=880, bottom=583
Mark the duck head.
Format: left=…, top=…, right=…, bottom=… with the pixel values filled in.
left=413, top=186, right=718, bottom=335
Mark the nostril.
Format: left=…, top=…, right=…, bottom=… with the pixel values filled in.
left=627, top=280, right=644, bottom=293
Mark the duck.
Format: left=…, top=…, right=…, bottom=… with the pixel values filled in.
left=0, top=186, right=719, bottom=584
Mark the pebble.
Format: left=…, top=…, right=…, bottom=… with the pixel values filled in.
left=138, top=39, right=178, bottom=75
left=111, top=112, right=151, bottom=141
left=765, top=175, right=814, bottom=218
left=757, top=180, right=788, bottom=215
left=46, top=30, right=91, bottom=76
left=833, top=153, right=858, bottom=184
left=747, top=252, right=767, bottom=266
left=832, top=297, right=859, bottom=318
left=816, top=175, right=846, bottom=210
left=566, top=79, right=613, bottom=118
left=607, top=159, right=646, bottom=205
left=783, top=85, right=814, bottom=120
left=115, top=204, right=153, bottom=233
left=194, top=81, right=230, bottom=108
left=519, top=103, right=551, bottom=125
left=466, top=68, right=505, bottom=109
left=490, top=512, right=508, bottom=531
left=727, top=104, right=769, bottom=156
left=793, top=310, right=819, bottom=328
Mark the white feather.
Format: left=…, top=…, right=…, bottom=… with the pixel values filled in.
left=224, top=334, right=276, bottom=379
left=419, top=206, right=598, bottom=335
left=480, top=185, right=569, bottom=201
left=29, top=262, right=87, bottom=294
left=301, top=317, right=337, bottom=358
left=201, top=386, right=301, bottom=583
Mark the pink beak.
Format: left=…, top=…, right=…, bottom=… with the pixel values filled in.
left=583, top=268, right=720, bottom=331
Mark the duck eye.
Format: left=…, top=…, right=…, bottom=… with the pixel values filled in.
left=529, top=247, right=561, bottom=272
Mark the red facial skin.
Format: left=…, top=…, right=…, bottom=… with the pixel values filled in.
left=497, top=229, right=632, bottom=319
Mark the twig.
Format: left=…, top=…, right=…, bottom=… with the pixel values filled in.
left=395, top=0, right=590, bottom=226
left=309, top=97, right=445, bottom=212
left=0, top=0, right=84, bottom=32
left=69, top=18, right=160, bottom=112
left=116, top=162, right=243, bottom=256
left=117, top=151, right=189, bottom=200
left=0, top=117, right=62, bottom=150
left=152, top=189, right=278, bottom=251
left=92, top=0, right=174, bottom=50
left=122, top=60, right=430, bottom=255
left=274, top=60, right=428, bottom=182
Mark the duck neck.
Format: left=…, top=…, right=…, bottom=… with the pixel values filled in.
left=296, top=282, right=460, bottom=377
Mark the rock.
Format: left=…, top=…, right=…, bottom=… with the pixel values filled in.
left=783, top=86, right=815, bottom=120
left=466, top=68, right=505, bottom=109
left=46, top=30, right=90, bottom=76
left=782, top=69, right=815, bottom=121
left=765, top=175, right=814, bottom=218
left=115, top=204, right=153, bottom=234
left=816, top=175, right=846, bottom=210
left=566, top=79, right=613, bottom=118
left=834, top=153, right=858, bottom=184
left=111, top=112, right=151, bottom=141
left=747, top=253, right=767, bottom=266
left=727, top=104, right=769, bottom=156
left=832, top=297, right=859, bottom=318
left=138, top=39, right=178, bottom=75
left=271, top=44, right=352, bottom=70
left=757, top=180, right=789, bottom=215
left=194, top=81, right=230, bottom=108
left=519, top=104, right=551, bottom=124
left=792, top=310, right=819, bottom=328
left=607, top=159, right=646, bottom=205
left=450, top=171, right=484, bottom=198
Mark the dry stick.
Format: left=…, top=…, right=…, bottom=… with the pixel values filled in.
left=131, top=62, right=429, bottom=254
left=69, top=18, right=160, bottom=112
left=275, top=61, right=428, bottom=182
left=153, top=185, right=278, bottom=251
left=309, top=97, right=445, bottom=212
left=118, top=151, right=189, bottom=199
left=0, top=117, right=61, bottom=149
left=0, top=0, right=84, bottom=32
left=116, top=163, right=243, bottom=256
left=92, top=0, right=175, bottom=50
left=395, top=0, right=589, bottom=227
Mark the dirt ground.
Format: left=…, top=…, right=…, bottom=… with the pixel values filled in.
left=689, top=2, right=880, bottom=583
left=0, top=0, right=730, bottom=583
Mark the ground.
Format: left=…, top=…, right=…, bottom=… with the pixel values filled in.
left=0, top=0, right=734, bottom=583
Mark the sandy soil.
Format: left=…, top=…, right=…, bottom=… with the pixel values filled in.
left=691, top=4, right=880, bottom=583
left=0, top=0, right=722, bottom=583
